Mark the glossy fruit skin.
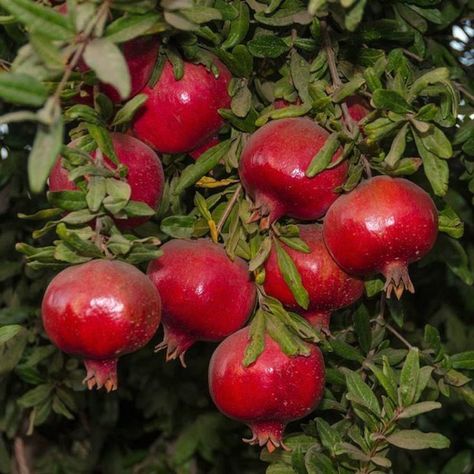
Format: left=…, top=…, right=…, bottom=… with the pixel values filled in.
left=133, top=59, right=231, bottom=154
left=147, top=239, right=256, bottom=364
left=323, top=176, right=438, bottom=298
left=239, top=118, right=348, bottom=226
left=49, top=133, right=165, bottom=228
left=263, top=225, right=364, bottom=328
left=209, top=327, right=325, bottom=452
left=42, top=260, right=161, bottom=391
left=189, top=135, right=220, bottom=160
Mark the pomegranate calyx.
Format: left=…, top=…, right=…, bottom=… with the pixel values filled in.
left=83, top=359, right=118, bottom=392
left=244, top=421, right=288, bottom=453
left=155, top=326, right=195, bottom=367
left=383, top=262, right=415, bottom=300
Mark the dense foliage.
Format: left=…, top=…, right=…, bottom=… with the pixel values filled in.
left=0, top=0, right=473, bottom=472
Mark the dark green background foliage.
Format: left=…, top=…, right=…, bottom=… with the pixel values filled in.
left=0, top=0, right=474, bottom=472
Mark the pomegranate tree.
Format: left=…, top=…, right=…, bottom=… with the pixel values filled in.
left=264, top=225, right=364, bottom=328
left=209, top=327, right=325, bottom=452
left=147, top=239, right=256, bottom=365
left=49, top=133, right=165, bottom=227
left=323, top=176, right=438, bottom=298
left=239, top=118, right=347, bottom=227
left=41, top=260, right=161, bottom=391
left=133, top=59, right=231, bottom=154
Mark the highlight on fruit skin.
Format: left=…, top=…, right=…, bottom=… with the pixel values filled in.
left=239, top=117, right=347, bottom=229
left=41, top=260, right=162, bottom=391
left=147, top=239, right=257, bottom=366
left=323, top=175, right=438, bottom=299
left=208, top=327, right=325, bottom=452
left=263, top=224, right=364, bottom=329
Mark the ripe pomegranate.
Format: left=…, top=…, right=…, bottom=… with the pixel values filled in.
left=209, top=327, right=325, bottom=452
left=133, top=59, right=231, bottom=154
left=57, top=4, right=158, bottom=103
left=189, top=135, right=220, bottom=160
left=323, top=176, right=438, bottom=299
left=49, top=133, right=165, bottom=228
left=346, top=95, right=370, bottom=123
left=147, top=239, right=256, bottom=365
left=42, top=260, right=161, bottom=391
left=239, top=118, right=347, bottom=227
left=263, top=225, right=364, bottom=329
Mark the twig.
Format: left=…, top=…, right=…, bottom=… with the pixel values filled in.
left=454, top=82, right=474, bottom=103
left=14, top=437, right=31, bottom=474
left=386, top=323, right=413, bottom=350
left=402, top=48, right=423, bottom=63
left=320, top=21, right=356, bottom=135
left=216, top=184, right=242, bottom=235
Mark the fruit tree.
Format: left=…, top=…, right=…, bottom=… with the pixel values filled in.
left=0, top=0, right=473, bottom=472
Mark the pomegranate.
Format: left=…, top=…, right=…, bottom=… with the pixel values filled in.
left=133, top=59, right=231, bottom=154
left=41, top=260, right=161, bottom=391
left=57, top=4, right=159, bottom=103
left=189, top=135, right=220, bottom=160
left=209, top=327, right=325, bottom=452
left=146, top=239, right=256, bottom=365
left=49, top=133, right=165, bottom=228
left=323, top=176, right=438, bottom=298
left=263, top=225, right=364, bottom=329
left=239, top=118, right=347, bottom=227
left=346, top=95, right=370, bottom=123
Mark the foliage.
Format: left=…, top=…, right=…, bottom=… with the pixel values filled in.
left=0, top=0, right=473, bottom=472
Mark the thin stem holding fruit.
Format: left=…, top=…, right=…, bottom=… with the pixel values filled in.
left=216, top=184, right=242, bottom=235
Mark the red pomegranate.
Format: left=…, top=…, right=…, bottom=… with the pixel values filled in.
left=263, top=225, right=364, bottom=329
left=209, top=327, right=325, bottom=452
left=189, top=135, right=220, bottom=160
left=133, top=59, right=231, bottom=154
left=57, top=4, right=158, bottom=103
left=147, top=239, right=256, bottom=365
left=346, top=95, right=370, bottom=123
left=239, top=118, right=347, bottom=227
left=42, top=260, right=161, bottom=391
left=49, top=133, right=165, bottom=228
left=323, top=176, right=438, bottom=299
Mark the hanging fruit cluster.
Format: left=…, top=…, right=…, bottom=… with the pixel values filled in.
left=3, top=0, right=471, bottom=465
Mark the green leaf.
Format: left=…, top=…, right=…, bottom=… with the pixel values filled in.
left=398, top=401, right=441, bottom=418
left=0, top=325, right=23, bottom=345
left=243, top=309, right=266, bottom=366
left=419, top=126, right=453, bottom=159
left=274, top=239, right=309, bottom=310
left=17, top=384, right=54, bottom=408
left=86, top=176, right=106, bottom=213
left=306, top=133, right=340, bottom=177
left=345, top=0, right=367, bottom=32
left=161, top=215, right=195, bottom=239
left=83, top=38, right=131, bottom=100
left=305, top=448, right=337, bottom=474
left=438, top=206, right=464, bottom=239
left=277, top=237, right=310, bottom=254
left=441, top=451, right=473, bottom=474
left=367, top=362, right=398, bottom=402
left=451, top=351, right=474, bottom=370
left=386, top=430, right=450, bottom=450
left=345, top=369, right=381, bottom=416
left=174, top=140, right=231, bottom=194
left=413, top=130, right=449, bottom=196
left=290, top=50, right=311, bottom=104
left=56, top=224, right=102, bottom=258
left=30, top=32, right=64, bottom=70
left=385, top=123, right=408, bottom=168
left=409, top=67, right=450, bottom=99
left=353, top=304, right=371, bottom=354
left=247, top=35, right=289, bottom=58
left=372, top=90, right=413, bottom=114
left=48, top=191, right=88, bottom=211
left=248, top=237, right=272, bottom=272
left=87, top=124, right=119, bottom=164
left=112, top=94, right=148, bottom=126
left=28, top=104, right=64, bottom=194
left=332, top=75, right=365, bottom=103
left=399, top=347, right=420, bottom=407
left=221, top=1, right=250, bottom=50
left=0, top=0, right=74, bottom=40
left=123, top=201, right=155, bottom=217
left=315, top=418, right=342, bottom=454
left=330, top=339, right=364, bottom=362
left=0, top=72, right=48, bottom=106
left=105, top=13, right=163, bottom=43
